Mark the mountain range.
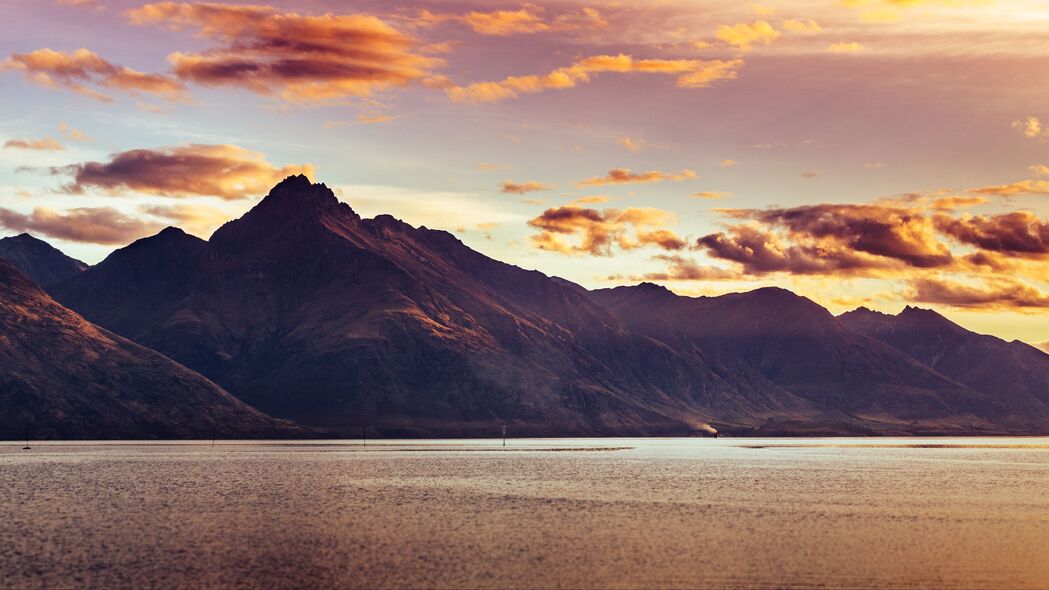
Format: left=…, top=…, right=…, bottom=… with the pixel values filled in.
left=2, top=175, right=1047, bottom=437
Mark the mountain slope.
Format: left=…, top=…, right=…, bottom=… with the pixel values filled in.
left=0, top=258, right=294, bottom=439
left=53, top=176, right=814, bottom=436
left=0, top=233, right=86, bottom=286
left=840, top=306, right=1049, bottom=412
left=589, top=283, right=1002, bottom=430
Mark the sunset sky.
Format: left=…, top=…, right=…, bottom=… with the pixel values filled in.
left=2, top=0, right=1049, bottom=342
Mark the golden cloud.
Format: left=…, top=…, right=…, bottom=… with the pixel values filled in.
left=127, top=2, right=441, bottom=103
left=4, top=137, right=63, bottom=151
left=0, top=206, right=164, bottom=245
left=51, top=143, right=313, bottom=200
left=445, top=54, right=742, bottom=103
left=1012, top=116, right=1047, bottom=140
left=781, top=19, right=822, bottom=33
left=716, top=21, right=781, bottom=50
left=528, top=205, right=684, bottom=256
left=417, top=5, right=606, bottom=36
left=578, top=168, right=697, bottom=187
left=1, top=48, right=184, bottom=102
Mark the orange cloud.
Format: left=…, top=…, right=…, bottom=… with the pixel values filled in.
left=4, top=137, right=63, bottom=151
left=501, top=180, right=553, bottom=194
left=716, top=21, right=780, bottom=50
left=528, top=205, right=684, bottom=256
left=51, top=144, right=313, bottom=200
left=445, top=54, right=742, bottom=103
left=578, top=168, right=697, bottom=187
left=0, top=206, right=163, bottom=245
left=691, top=191, right=730, bottom=199
left=1, top=48, right=184, bottom=102
left=127, top=2, right=441, bottom=103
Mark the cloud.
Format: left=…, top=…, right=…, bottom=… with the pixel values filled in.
left=0, top=48, right=184, bottom=102
left=356, top=113, right=395, bottom=124
left=801, top=171, right=820, bottom=179
left=716, top=21, right=780, bottom=50
left=569, top=195, right=609, bottom=205
left=781, top=19, right=822, bottom=33
left=1030, top=165, right=1049, bottom=177
left=719, top=159, right=739, bottom=167
left=1012, top=116, right=1047, bottom=140
left=635, top=254, right=739, bottom=281
left=501, top=180, right=553, bottom=194
left=50, top=143, right=313, bottom=200
left=907, top=277, right=1049, bottom=310
left=936, top=211, right=1049, bottom=256
left=968, top=179, right=1049, bottom=197
left=127, top=2, right=441, bottom=103
left=445, top=54, right=742, bottom=103
left=578, top=168, right=696, bottom=187
left=139, top=203, right=231, bottom=237
left=527, top=205, right=685, bottom=256
left=691, top=191, right=730, bottom=199
left=827, top=42, right=865, bottom=53
left=4, top=137, right=63, bottom=151
left=0, top=206, right=163, bottom=245
left=58, top=122, right=92, bottom=143
left=617, top=137, right=645, bottom=152
left=697, top=203, right=955, bottom=275
left=417, top=5, right=607, bottom=36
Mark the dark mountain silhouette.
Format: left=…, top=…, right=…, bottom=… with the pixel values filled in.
left=42, top=176, right=1049, bottom=436
left=840, top=306, right=1049, bottom=413
left=0, top=233, right=86, bottom=286
left=0, top=258, right=295, bottom=439
left=54, top=176, right=814, bottom=436
left=589, top=283, right=1009, bottom=433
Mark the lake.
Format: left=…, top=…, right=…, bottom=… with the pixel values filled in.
left=2, top=438, right=1048, bottom=588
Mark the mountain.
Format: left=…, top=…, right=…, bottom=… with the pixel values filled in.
left=840, top=306, right=1049, bottom=413
left=589, top=283, right=1006, bottom=433
left=53, top=176, right=815, bottom=436
left=0, top=258, right=295, bottom=440
left=0, top=233, right=86, bottom=286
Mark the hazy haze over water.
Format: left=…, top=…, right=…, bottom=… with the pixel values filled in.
left=2, top=438, right=1048, bottom=589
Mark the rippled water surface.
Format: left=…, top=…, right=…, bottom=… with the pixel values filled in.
left=3, top=438, right=1049, bottom=589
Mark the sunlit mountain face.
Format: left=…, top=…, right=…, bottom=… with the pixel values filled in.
left=1, top=0, right=1048, bottom=343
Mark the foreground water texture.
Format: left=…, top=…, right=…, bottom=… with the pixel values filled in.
left=3, top=438, right=1049, bottom=589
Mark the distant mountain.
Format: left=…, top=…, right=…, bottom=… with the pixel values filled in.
left=0, top=233, right=86, bottom=286
left=54, top=176, right=813, bottom=436
left=589, top=283, right=1007, bottom=432
left=0, top=258, right=294, bottom=440
left=840, top=306, right=1049, bottom=413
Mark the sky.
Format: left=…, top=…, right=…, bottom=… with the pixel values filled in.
left=1, top=0, right=1049, bottom=343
